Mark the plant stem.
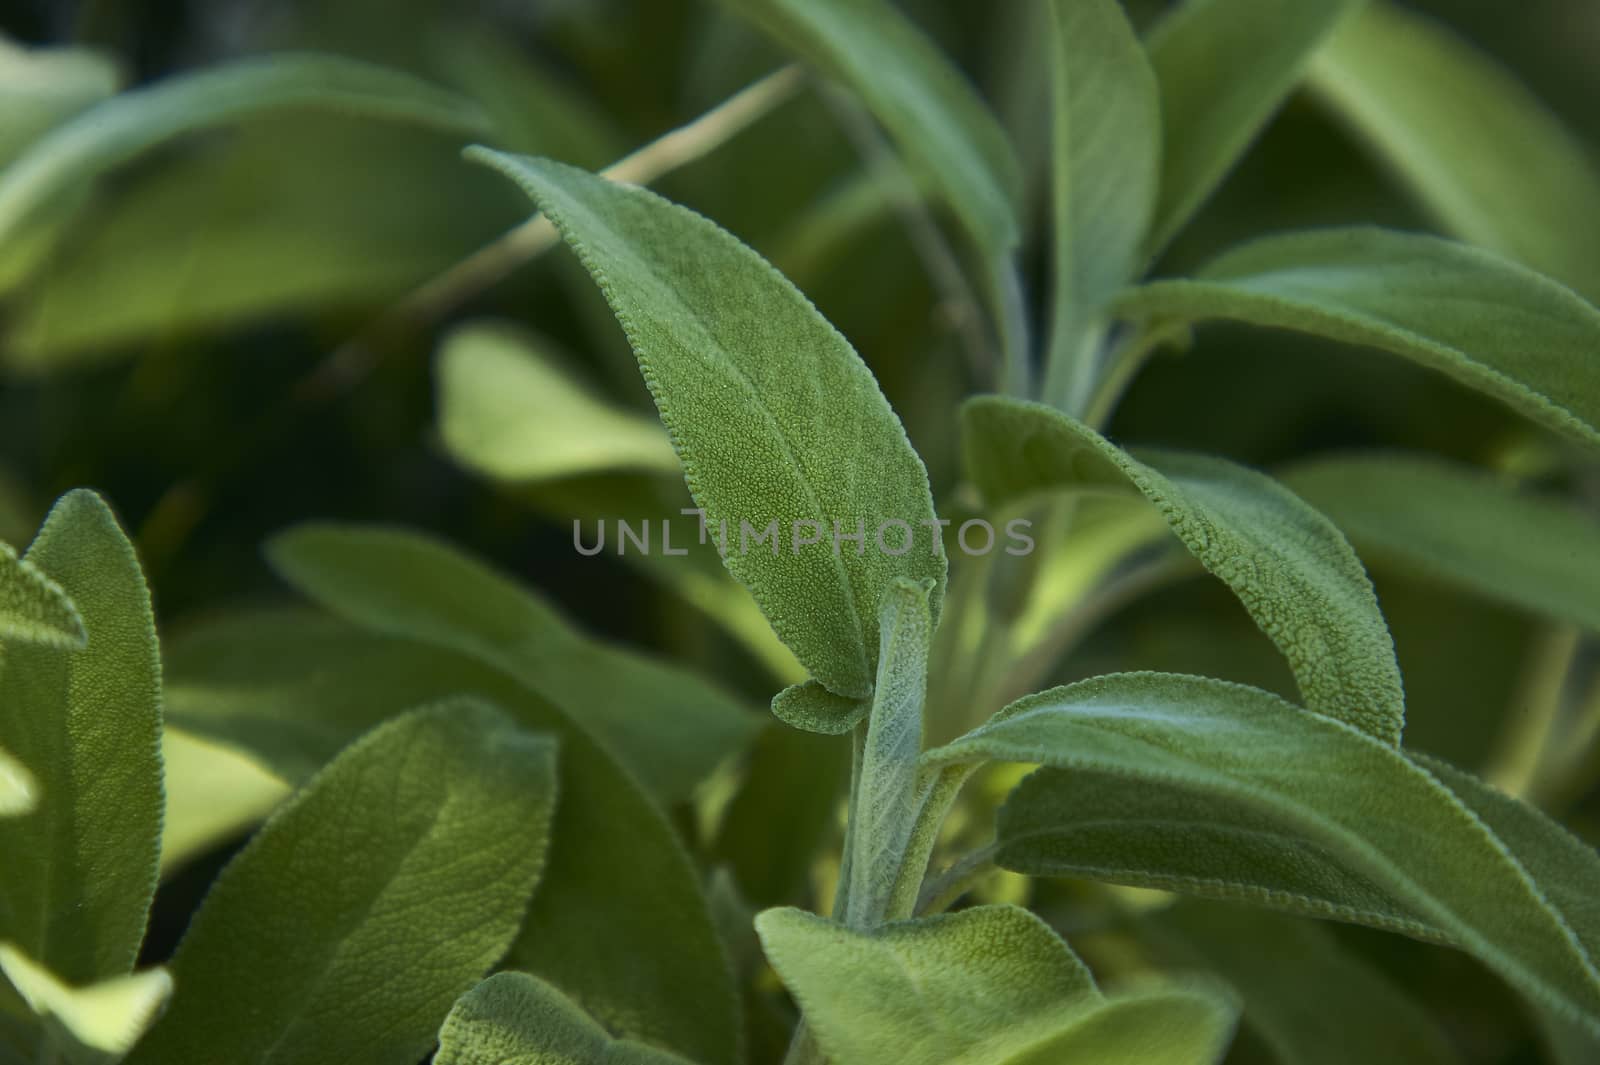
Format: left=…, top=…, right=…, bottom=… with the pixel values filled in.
left=1488, top=624, right=1581, bottom=799
left=917, top=843, right=1001, bottom=915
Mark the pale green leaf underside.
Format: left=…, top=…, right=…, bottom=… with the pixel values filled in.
left=1115, top=227, right=1600, bottom=449
left=963, top=397, right=1404, bottom=744
left=1150, top=903, right=1461, bottom=1065
left=436, top=972, right=697, bottom=1065
left=757, top=905, right=1235, bottom=1065
left=128, top=701, right=556, bottom=1065
left=925, top=672, right=1600, bottom=1036
left=267, top=522, right=757, bottom=805
left=721, top=0, right=1021, bottom=257
left=162, top=609, right=741, bottom=1065
left=1283, top=454, right=1600, bottom=633
left=0, top=943, right=170, bottom=1065
left=1144, top=0, right=1363, bottom=255
left=1042, top=0, right=1161, bottom=411
left=437, top=320, right=681, bottom=482
left=468, top=152, right=946, bottom=699
left=846, top=577, right=934, bottom=927
left=0, top=540, right=85, bottom=648
left=1308, top=1, right=1600, bottom=302
left=0, top=52, right=486, bottom=250
left=0, top=490, right=163, bottom=988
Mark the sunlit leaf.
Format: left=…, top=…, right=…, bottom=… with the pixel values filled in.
left=1309, top=1, right=1600, bottom=302
left=1115, top=227, right=1600, bottom=449
left=0, top=492, right=163, bottom=990
left=437, top=320, right=681, bottom=482
left=468, top=152, right=946, bottom=702
left=0, top=37, right=119, bottom=167
left=964, top=397, right=1404, bottom=744
left=925, top=672, right=1600, bottom=1037
left=0, top=944, right=170, bottom=1065
left=436, top=972, right=697, bottom=1065
left=128, top=700, right=556, bottom=1065
left=1283, top=453, right=1600, bottom=632
left=158, top=726, right=289, bottom=876
left=757, top=904, right=1236, bottom=1065
left=1144, top=0, right=1362, bottom=254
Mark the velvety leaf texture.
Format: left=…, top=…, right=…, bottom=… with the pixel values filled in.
left=267, top=523, right=757, bottom=805
left=0, top=540, right=85, bottom=648
left=1309, top=1, right=1600, bottom=302
left=924, top=672, right=1600, bottom=1036
left=1283, top=454, right=1600, bottom=633
left=437, top=320, right=682, bottom=482
left=1115, top=227, right=1600, bottom=449
left=845, top=577, right=933, bottom=927
left=770, top=680, right=868, bottom=736
left=721, top=0, right=1022, bottom=258
left=0, top=490, right=163, bottom=987
left=128, top=700, right=557, bottom=1065
left=467, top=152, right=946, bottom=701
left=163, top=610, right=741, bottom=1065
left=757, top=905, right=1236, bottom=1065
left=963, top=397, right=1404, bottom=744
left=1149, top=903, right=1461, bottom=1065
left=0, top=52, right=486, bottom=253
left=1144, top=0, right=1363, bottom=254
left=436, top=972, right=698, bottom=1065
left=1042, top=0, right=1162, bottom=412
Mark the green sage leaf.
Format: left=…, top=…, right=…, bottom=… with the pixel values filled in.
left=467, top=152, right=946, bottom=701
left=438, top=320, right=682, bottom=482
left=844, top=577, right=933, bottom=927
left=1283, top=454, right=1600, bottom=633
left=1041, top=0, right=1161, bottom=413
left=436, top=972, right=696, bottom=1065
left=1144, top=0, right=1362, bottom=254
left=1114, top=227, right=1600, bottom=449
left=164, top=610, right=741, bottom=1065
left=964, top=397, right=1404, bottom=744
left=0, top=37, right=119, bottom=167
left=0, top=491, right=163, bottom=988
left=267, top=522, right=758, bottom=804
left=127, top=700, right=556, bottom=1065
left=0, top=53, right=486, bottom=252
left=720, top=0, right=1021, bottom=258
left=1148, top=903, right=1461, bottom=1065
left=1308, top=1, right=1600, bottom=302
left=756, top=904, right=1236, bottom=1065
left=925, top=671, right=1600, bottom=1037
left=0, top=944, right=170, bottom=1065
left=0, top=540, right=85, bottom=649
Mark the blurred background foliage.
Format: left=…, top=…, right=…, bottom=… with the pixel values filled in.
left=2, top=2, right=1599, bottom=1060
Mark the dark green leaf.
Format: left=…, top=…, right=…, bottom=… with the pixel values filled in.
left=1148, top=902, right=1461, bottom=1065
left=964, top=398, right=1404, bottom=744
left=0, top=491, right=163, bottom=987
left=1115, top=227, right=1600, bottom=449
left=436, top=972, right=697, bottom=1065
left=163, top=610, right=741, bottom=1065
left=128, top=700, right=555, bottom=1065
left=720, top=0, right=1021, bottom=258
left=1308, top=1, right=1600, bottom=302
left=267, top=523, right=758, bottom=804
left=1144, top=0, right=1362, bottom=253
left=468, top=153, right=946, bottom=701
left=925, top=672, right=1600, bottom=1036
left=1283, top=454, right=1600, bottom=633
